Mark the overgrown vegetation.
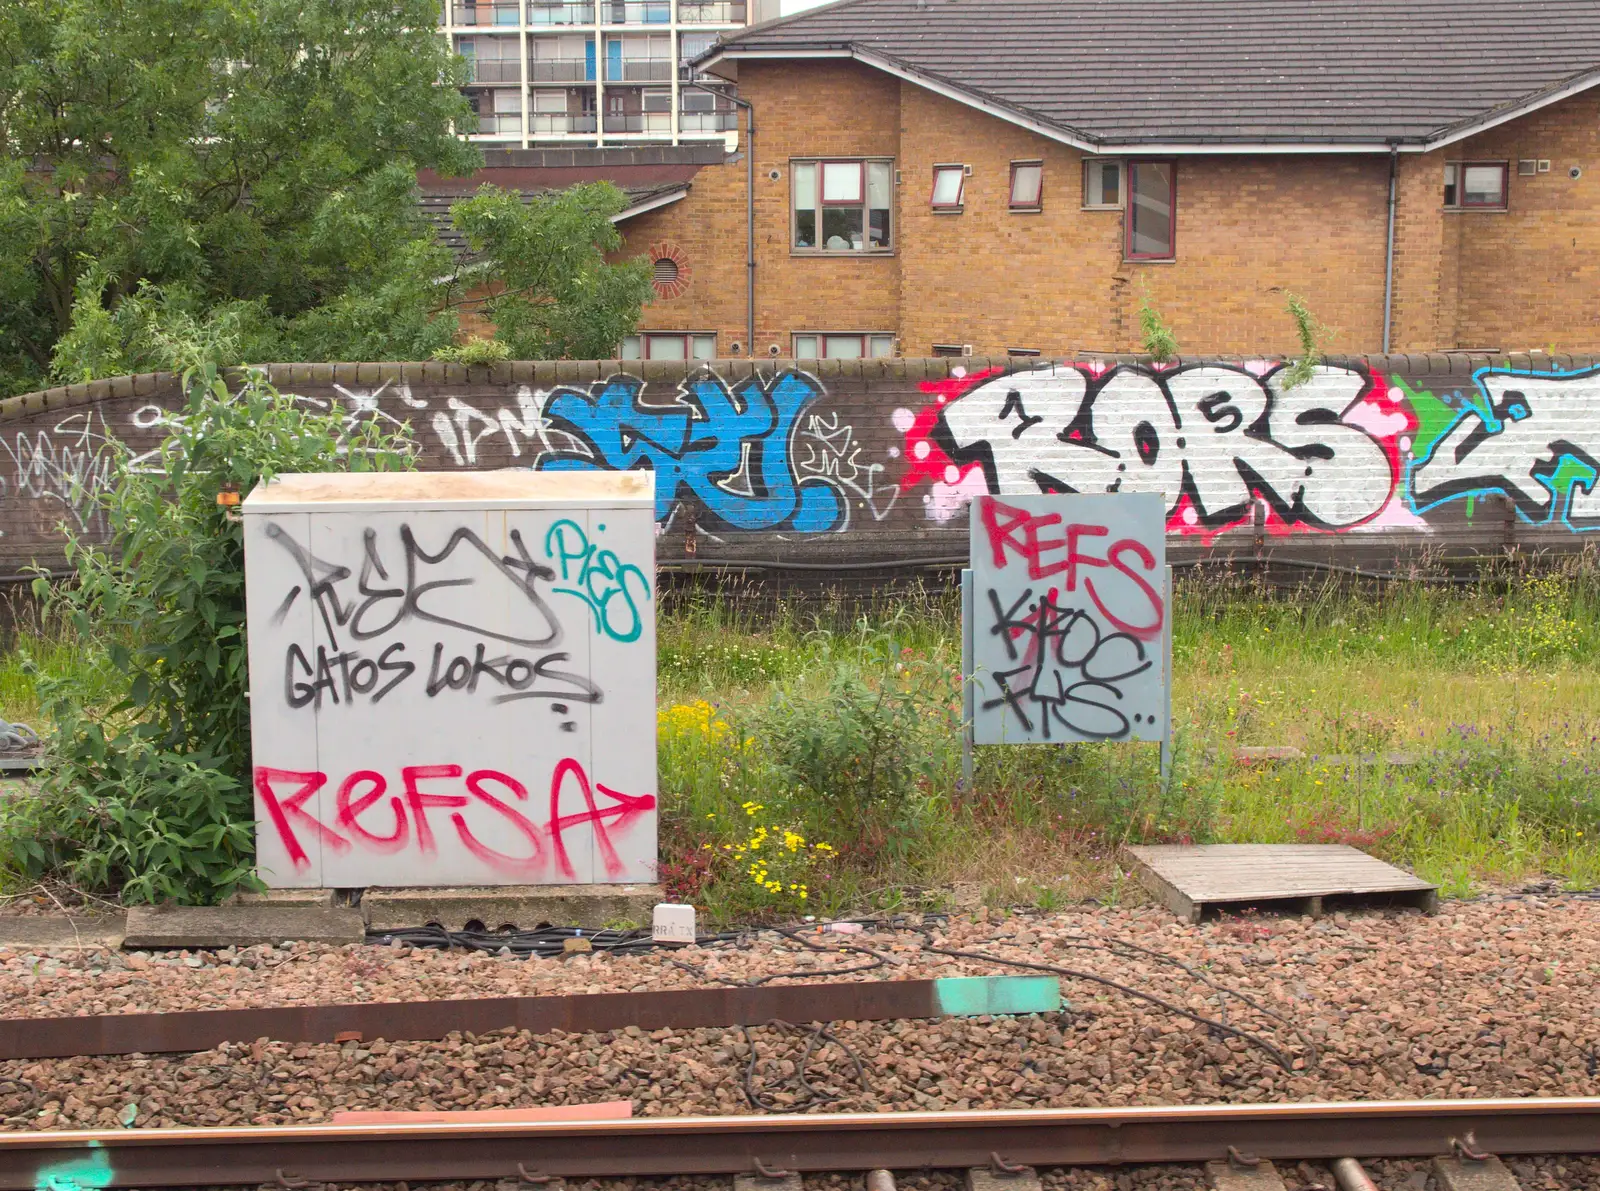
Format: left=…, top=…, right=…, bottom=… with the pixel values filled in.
left=1280, top=292, right=1330, bottom=389
left=654, top=565, right=1600, bottom=920
left=1137, top=296, right=1179, bottom=363
left=0, top=356, right=413, bottom=903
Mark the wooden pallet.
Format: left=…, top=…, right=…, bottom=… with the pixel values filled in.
left=1124, top=843, right=1438, bottom=923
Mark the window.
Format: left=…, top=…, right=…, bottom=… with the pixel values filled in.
left=1126, top=160, right=1176, bottom=259
left=792, top=333, right=895, bottom=359
left=792, top=159, right=893, bottom=252
left=931, top=164, right=965, bottom=211
left=620, top=333, right=717, bottom=360
left=1083, top=158, right=1121, bottom=208
left=1444, top=161, right=1508, bottom=210
left=1010, top=161, right=1043, bottom=211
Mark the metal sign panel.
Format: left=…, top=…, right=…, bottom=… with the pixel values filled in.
left=242, top=472, right=657, bottom=888
left=967, top=493, right=1169, bottom=746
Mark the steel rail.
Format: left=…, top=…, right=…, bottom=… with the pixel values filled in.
left=1, top=1098, right=1597, bottom=1188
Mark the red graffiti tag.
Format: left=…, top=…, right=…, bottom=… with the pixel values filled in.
left=980, top=496, right=1165, bottom=640
left=253, top=759, right=655, bottom=880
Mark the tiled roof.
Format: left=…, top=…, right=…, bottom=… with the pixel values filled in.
left=420, top=183, right=690, bottom=259
left=706, top=0, right=1600, bottom=146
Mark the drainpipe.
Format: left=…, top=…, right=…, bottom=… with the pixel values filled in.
left=687, top=79, right=756, bottom=358
left=1382, top=143, right=1398, bottom=354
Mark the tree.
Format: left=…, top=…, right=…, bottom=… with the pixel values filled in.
left=451, top=183, right=657, bottom=361
left=0, top=0, right=481, bottom=393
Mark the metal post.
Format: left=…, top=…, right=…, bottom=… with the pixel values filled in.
left=1159, top=564, right=1173, bottom=788
left=961, top=566, right=974, bottom=790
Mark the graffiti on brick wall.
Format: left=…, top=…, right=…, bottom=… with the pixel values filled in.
left=0, top=408, right=143, bottom=535
left=1403, top=366, right=1600, bottom=530
left=409, top=368, right=895, bottom=535
left=898, top=363, right=1600, bottom=536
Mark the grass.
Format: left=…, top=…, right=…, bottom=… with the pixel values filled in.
left=657, top=568, right=1600, bottom=921
left=5, top=569, right=1600, bottom=921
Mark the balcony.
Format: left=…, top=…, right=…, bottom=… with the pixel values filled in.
left=529, top=58, right=595, bottom=81
left=677, top=0, right=745, bottom=22
left=678, top=109, right=737, bottom=131
left=452, top=2, right=521, bottom=25
left=475, top=113, right=525, bottom=136
left=528, top=1, right=595, bottom=23
left=461, top=57, right=522, bottom=83
left=599, top=0, right=669, bottom=24
left=605, top=57, right=671, bottom=81
left=531, top=113, right=599, bottom=135
left=603, top=110, right=673, bottom=134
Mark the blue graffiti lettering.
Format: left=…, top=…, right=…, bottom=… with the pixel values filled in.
left=537, top=370, right=844, bottom=532
left=1406, top=366, right=1600, bottom=530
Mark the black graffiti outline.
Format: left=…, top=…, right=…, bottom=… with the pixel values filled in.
left=266, top=521, right=562, bottom=652
left=981, top=585, right=1154, bottom=741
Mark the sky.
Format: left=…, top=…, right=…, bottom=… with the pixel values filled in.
left=780, top=0, right=830, bottom=12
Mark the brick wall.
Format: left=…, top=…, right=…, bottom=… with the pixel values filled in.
left=615, top=61, right=1600, bottom=356
left=7, top=354, right=1600, bottom=580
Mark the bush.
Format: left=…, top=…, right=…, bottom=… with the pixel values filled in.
left=0, top=355, right=414, bottom=903
left=751, top=629, right=956, bottom=844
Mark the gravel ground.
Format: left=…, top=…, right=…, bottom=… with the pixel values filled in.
left=0, top=896, right=1594, bottom=1132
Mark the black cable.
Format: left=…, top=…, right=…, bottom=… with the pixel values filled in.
left=367, top=924, right=744, bottom=957
left=737, top=1019, right=869, bottom=1112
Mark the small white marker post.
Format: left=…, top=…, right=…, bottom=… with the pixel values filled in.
left=651, top=903, right=696, bottom=946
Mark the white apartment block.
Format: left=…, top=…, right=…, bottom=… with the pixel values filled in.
left=441, top=0, right=778, bottom=147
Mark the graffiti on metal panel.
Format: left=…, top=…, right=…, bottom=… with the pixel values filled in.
left=899, top=363, right=1600, bottom=536
left=263, top=519, right=611, bottom=712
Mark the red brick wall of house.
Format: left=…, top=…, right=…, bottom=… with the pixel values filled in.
left=621, top=61, right=1600, bottom=355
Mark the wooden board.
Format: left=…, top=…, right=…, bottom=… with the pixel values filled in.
left=1125, top=843, right=1438, bottom=923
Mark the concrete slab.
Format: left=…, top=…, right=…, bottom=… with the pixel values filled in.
left=229, top=888, right=336, bottom=907
left=1205, top=1160, right=1287, bottom=1190
left=123, top=904, right=365, bottom=949
left=0, top=915, right=126, bottom=950
left=363, top=884, right=663, bottom=932
left=1432, top=1156, right=1522, bottom=1191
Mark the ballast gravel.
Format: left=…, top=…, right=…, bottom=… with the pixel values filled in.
left=0, top=896, right=1594, bottom=1132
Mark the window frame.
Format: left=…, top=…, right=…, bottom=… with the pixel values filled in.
left=790, top=157, right=895, bottom=255
left=1124, top=158, right=1177, bottom=261
left=1009, top=160, right=1044, bottom=212
left=1082, top=157, right=1123, bottom=210
left=791, top=332, right=896, bottom=360
left=620, top=332, right=718, bottom=360
left=930, top=163, right=966, bottom=213
left=1444, top=160, right=1509, bottom=211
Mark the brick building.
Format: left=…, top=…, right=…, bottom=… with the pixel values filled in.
left=609, top=0, right=1600, bottom=359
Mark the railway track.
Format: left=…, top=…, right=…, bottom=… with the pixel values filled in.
left=3, top=1097, right=1596, bottom=1190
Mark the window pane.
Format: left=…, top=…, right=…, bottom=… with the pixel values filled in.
left=823, top=335, right=863, bottom=359
left=1100, top=161, right=1120, bottom=205
left=1443, top=163, right=1458, bottom=207
left=932, top=166, right=964, bottom=206
left=691, top=334, right=717, bottom=360
left=867, top=161, right=891, bottom=207
left=620, top=335, right=642, bottom=360
left=822, top=161, right=862, bottom=203
left=1129, top=161, right=1174, bottom=257
left=646, top=334, right=686, bottom=360
left=1011, top=163, right=1042, bottom=207
left=793, top=162, right=817, bottom=248
left=822, top=206, right=863, bottom=250
left=793, top=335, right=818, bottom=358
left=868, top=160, right=892, bottom=248
left=1463, top=164, right=1504, bottom=206
left=868, top=335, right=895, bottom=358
